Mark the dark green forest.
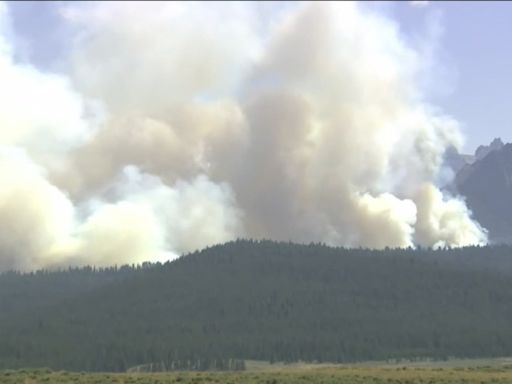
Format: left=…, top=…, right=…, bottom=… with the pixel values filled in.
left=2, top=240, right=512, bottom=371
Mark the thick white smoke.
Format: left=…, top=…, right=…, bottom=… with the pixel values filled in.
left=0, top=1, right=486, bottom=271
left=57, top=168, right=242, bottom=267
left=0, top=148, right=75, bottom=270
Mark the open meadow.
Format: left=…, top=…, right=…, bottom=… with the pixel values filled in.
left=5, top=359, right=512, bottom=384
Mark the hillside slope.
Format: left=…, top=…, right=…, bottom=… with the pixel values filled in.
left=454, top=142, right=512, bottom=243
left=2, top=241, right=512, bottom=371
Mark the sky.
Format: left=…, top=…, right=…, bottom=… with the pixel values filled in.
left=7, top=1, right=511, bottom=153
left=392, top=1, right=512, bottom=153
left=0, top=1, right=501, bottom=270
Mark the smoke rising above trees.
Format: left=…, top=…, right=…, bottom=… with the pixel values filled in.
left=0, top=2, right=486, bottom=271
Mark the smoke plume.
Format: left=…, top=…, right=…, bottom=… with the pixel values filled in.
left=0, top=1, right=486, bottom=271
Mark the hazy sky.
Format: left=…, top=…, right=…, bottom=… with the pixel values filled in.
left=7, top=1, right=511, bottom=153
left=393, top=1, right=512, bottom=152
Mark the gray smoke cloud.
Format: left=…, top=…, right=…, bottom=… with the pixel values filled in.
left=0, top=1, right=486, bottom=271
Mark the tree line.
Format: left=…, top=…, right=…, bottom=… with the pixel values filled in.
left=2, top=240, right=512, bottom=371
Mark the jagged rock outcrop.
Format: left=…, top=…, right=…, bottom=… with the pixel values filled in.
left=454, top=140, right=512, bottom=244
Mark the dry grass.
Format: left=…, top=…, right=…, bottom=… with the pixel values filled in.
left=4, top=363, right=512, bottom=384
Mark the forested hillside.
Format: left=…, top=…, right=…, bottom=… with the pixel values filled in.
left=2, top=240, right=512, bottom=371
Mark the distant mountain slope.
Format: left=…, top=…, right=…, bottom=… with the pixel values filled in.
left=444, top=145, right=474, bottom=174
left=454, top=140, right=512, bottom=243
left=2, top=241, right=512, bottom=371
left=475, top=138, right=505, bottom=162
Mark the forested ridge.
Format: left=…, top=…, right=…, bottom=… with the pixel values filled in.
left=2, top=240, right=512, bottom=371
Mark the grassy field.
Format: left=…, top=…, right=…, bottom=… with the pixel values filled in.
left=5, top=358, right=512, bottom=384
left=5, top=360, right=512, bottom=384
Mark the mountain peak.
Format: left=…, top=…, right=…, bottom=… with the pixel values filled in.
left=454, top=138, right=512, bottom=244
left=475, top=137, right=504, bottom=161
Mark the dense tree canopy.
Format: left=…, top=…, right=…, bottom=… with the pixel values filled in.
left=1, top=240, right=512, bottom=371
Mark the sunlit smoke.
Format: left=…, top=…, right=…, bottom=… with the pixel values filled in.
left=0, top=1, right=487, bottom=271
